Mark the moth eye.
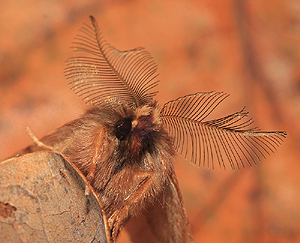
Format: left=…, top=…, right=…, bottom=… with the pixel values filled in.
left=114, top=118, right=132, bottom=141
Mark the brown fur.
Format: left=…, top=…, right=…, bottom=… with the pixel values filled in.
left=18, top=102, right=194, bottom=242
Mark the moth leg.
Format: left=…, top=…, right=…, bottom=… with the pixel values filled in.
left=85, top=126, right=106, bottom=195
left=25, top=126, right=56, bottom=151
left=109, top=171, right=158, bottom=240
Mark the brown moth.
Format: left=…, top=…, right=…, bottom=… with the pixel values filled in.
left=19, top=16, right=286, bottom=242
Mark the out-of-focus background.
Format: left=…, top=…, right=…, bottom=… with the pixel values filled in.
left=0, top=1, right=299, bottom=242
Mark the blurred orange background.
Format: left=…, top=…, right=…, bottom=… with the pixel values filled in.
left=0, top=0, right=299, bottom=242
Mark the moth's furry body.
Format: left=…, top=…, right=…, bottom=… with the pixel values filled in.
left=17, top=16, right=286, bottom=242
left=21, top=102, right=193, bottom=242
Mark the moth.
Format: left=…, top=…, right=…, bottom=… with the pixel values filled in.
left=19, top=16, right=286, bottom=242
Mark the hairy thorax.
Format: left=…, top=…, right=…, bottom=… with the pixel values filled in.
left=52, top=102, right=175, bottom=219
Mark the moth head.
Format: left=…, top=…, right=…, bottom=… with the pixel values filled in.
left=114, top=102, right=161, bottom=158
left=67, top=16, right=287, bottom=171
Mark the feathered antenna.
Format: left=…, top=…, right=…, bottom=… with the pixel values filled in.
left=160, top=92, right=287, bottom=169
left=65, top=16, right=159, bottom=108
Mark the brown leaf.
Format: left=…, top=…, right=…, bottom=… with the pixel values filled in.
left=0, top=151, right=109, bottom=243
left=0, top=202, right=17, bottom=218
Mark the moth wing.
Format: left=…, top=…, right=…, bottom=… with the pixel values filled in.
left=124, top=173, right=193, bottom=243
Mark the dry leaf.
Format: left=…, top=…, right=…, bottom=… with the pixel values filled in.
left=0, top=151, right=109, bottom=243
